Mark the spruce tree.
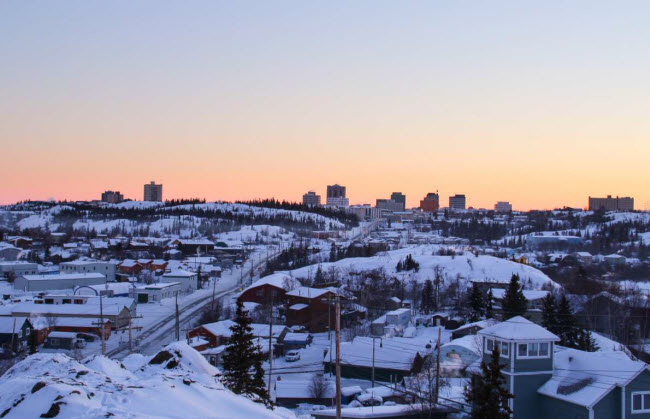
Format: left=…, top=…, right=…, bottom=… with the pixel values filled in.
left=486, top=288, right=494, bottom=319
left=541, top=293, right=558, bottom=335
left=556, top=295, right=578, bottom=348
left=221, top=301, right=271, bottom=405
left=464, top=345, right=513, bottom=419
left=501, top=274, right=528, bottom=319
left=468, top=283, right=485, bottom=322
left=577, top=329, right=599, bottom=352
left=313, top=265, right=325, bottom=285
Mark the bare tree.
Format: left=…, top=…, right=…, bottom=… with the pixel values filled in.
left=309, top=373, right=328, bottom=399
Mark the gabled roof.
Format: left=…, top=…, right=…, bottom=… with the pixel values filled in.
left=0, top=317, right=29, bottom=334
left=478, top=316, right=559, bottom=342
left=538, top=348, right=648, bottom=408
left=286, top=286, right=336, bottom=300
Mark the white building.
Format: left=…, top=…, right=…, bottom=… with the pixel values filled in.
left=60, top=260, right=116, bottom=282
left=0, top=261, right=38, bottom=279
left=14, top=273, right=106, bottom=292
left=326, top=196, right=349, bottom=208
left=143, top=181, right=163, bottom=202
left=162, top=270, right=197, bottom=293
left=130, top=282, right=181, bottom=303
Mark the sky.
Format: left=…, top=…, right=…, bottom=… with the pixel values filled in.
left=1, top=1, right=649, bottom=210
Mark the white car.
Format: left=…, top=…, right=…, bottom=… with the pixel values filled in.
left=285, top=350, right=301, bottom=362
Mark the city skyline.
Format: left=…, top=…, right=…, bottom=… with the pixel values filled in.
left=2, top=1, right=650, bottom=209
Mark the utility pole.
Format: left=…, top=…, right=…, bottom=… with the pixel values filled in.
left=434, top=326, right=441, bottom=404
left=371, top=337, right=382, bottom=389
left=267, top=295, right=274, bottom=397
left=329, top=294, right=333, bottom=378
left=128, top=315, right=133, bottom=355
left=100, top=295, right=105, bottom=355
left=335, top=295, right=341, bottom=419
left=211, top=276, right=217, bottom=311
left=175, top=292, right=180, bottom=341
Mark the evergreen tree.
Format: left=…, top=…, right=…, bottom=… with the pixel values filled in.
left=556, top=294, right=578, bottom=348
left=501, top=274, right=528, bottom=319
left=468, top=283, right=485, bottom=322
left=329, top=243, right=337, bottom=262
left=464, top=345, right=513, bottom=419
left=576, top=329, right=599, bottom=352
left=485, top=288, right=494, bottom=319
left=541, top=293, right=558, bottom=335
left=221, top=301, right=271, bottom=406
left=313, top=265, right=325, bottom=285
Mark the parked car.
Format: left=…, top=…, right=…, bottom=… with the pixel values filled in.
left=285, top=350, right=301, bottom=362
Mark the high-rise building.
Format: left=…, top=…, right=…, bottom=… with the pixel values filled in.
left=449, top=194, right=466, bottom=211
left=302, top=191, right=321, bottom=206
left=588, top=195, right=634, bottom=211
left=326, top=184, right=349, bottom=207
left=495, top=201, right=513, bottom=213
left=376, top=199, right=403, bottom=212
left=143, top=181, right=163, bottom=202
left=101, top=190, right=124, bottom=204
left=390, top=192, right=406, bottom=211
left=420, top=193, right=440, bottom=213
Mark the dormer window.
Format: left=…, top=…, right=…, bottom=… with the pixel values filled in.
left=517, top=342, right=550, bottom=358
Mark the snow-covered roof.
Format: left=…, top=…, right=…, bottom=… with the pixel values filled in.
left=289, top=303, right=308, bottom=311
left=241, top=272, right=299, bottom=294
left=0, top=317, right=28, bottom=334
left=452, top=318, right=499, bottom=334
left=22, top=273, right=106, bottom=281
left=442, top=335, right=482, bottom=356
left=538, top=349, right=648, bottom=408
left=286, top=286, right=336, bottom=299
left=491, top=289, right=549, bottom=301
left=275, top=379, right=335, bottom=399
left=163, top=270, right=197, bottom=278
left=200, top=320, right=285, bottom=338
left=47, top=331, right=79, bottom=339
left=479, top=316, right=559, bottom=342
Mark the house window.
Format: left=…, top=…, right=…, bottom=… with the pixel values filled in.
left=517, top=342, right=551, bottom=359
left=632, top=392, right=650, bottom=413
left=486, top=338, right=494, bottom=352
left=500, top=341, right=509, bottom=357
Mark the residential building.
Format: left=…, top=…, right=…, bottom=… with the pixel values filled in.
left=286, top=287, right=339, bottom=332
left=326, top=184, right=349, bottom=207
left=60, top=260, right=116, bottom=282
left=371, top=308, right=412, bottom=336
left=0, top=317, right=32, bottom=352
left=420, top=193, right=440, bottom=213
left=0, top=242, right=21, bottom=261
left=188, top=319, right=288, bottom=348
left=143, top=181, right=163, bottom=202
left=449, top=194, right=466, bottom=211
left=101, top=190, right=124, bottom=203
left=495, top=201, right=513, bottom=213
left=346, top=205, right=380, bottom=221
left=302, top=191, right=321, bottom=206
left=13, top=273, right=106, bottom=292
left=390, top=192, right=406, bottom=211
left=589, top=195, right=634, bottom=211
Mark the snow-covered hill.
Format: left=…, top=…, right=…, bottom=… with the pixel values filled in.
left=290, top=245, right=559, bottom=290
left=0, top=342, right=291, bottom=419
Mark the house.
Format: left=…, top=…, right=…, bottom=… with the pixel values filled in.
left=238, top=273, right=299, bottom=305
left=7, top=236, right=32, bottom=249
left=11, top=301, right=132, bottom=329
left=286, top=287, right=339, bottom=333
left=0, top=317, right=32, bottom=352
left=0, top=243, right=21, bottom=261
left=13, top=273, right=106, bottom=292
left=170, top=239, right=215, bottom=255
left=52, top=318, right=112, bottom=339
left=450, top=319, right=499, bottom=340
left=490, top=288, right=550, bottom=322
left=605, top=253, right=627, bottom=266
left=324, top=336, right=431, bottom=382
left=188, top=319, right=288, bottom=348
left=117, top=259, right=143, bottom=276
left=44, top=331, right=85, bottom=350
left=282, top=332, right=312, bottom=351
left=573, top=252, right=593, bottom=265
left=471, top=316, right=650, bottom=418
left=371, top=308, right=412, bottom=337
left=201, top=345, right=226, bottom=367
left=274, top=377, right=335, bottom=408
left=162, top=270, right=198, bottom=294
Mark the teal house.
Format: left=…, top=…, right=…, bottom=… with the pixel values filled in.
left=473, top=316, right=650, bottom=418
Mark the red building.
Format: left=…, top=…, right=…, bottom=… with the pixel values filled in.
left=237, top=273, right=298, bottom=305
left=419, top=193, right=440, bottom=213
left=286, top=287, right=338, bottom=333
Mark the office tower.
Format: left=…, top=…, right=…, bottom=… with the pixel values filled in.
left=420, top=193, right=440, bottom=213
left=495, top=201, right=513, bottom=213
left=144, top=181, right=163, bottom=202
left=326, top=184, right=349, bottom=207
left=449, top=194, right=466, bottom=211
left=302, top=191, right=321, bottom=206
left=101, top=190, right=124, bottom=204
left=390, top=192, right=406, bottom=211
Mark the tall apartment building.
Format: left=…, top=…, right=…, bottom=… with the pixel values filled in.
left=101, top=190, right=124, bottom=204
left=588, top=195, right=634, bottom=211
left=144, top=181, right=163, bottom=202
left=495, top=201, right=513, bottom=213
left=420, top=193, right=440, bottom=213
left=302, top=191, right=321, bottom=206
left=390, top=192, right=406, bottom=211
left=326, top=184, right=349, bottom=207
left=449, top=194, right=466, bottom=211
